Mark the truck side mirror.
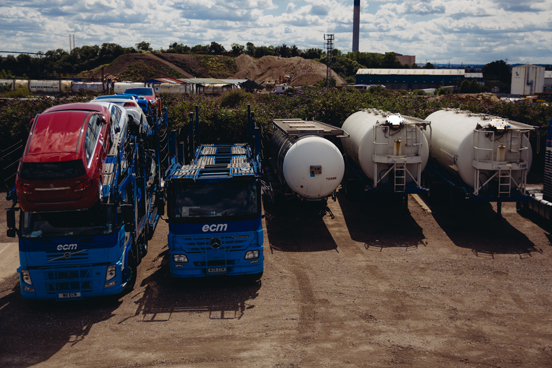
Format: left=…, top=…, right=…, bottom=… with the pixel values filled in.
left=156, top=196, right=165, bottom=216
left=6, top=209, right=16, bottom=238
left=121, top=204, right=135, bottom=231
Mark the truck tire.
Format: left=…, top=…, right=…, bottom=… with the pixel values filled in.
left=124, top=250, right=138, bottom=291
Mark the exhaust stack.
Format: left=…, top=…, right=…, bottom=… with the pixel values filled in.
left=352, top=0, right=360, bottom=52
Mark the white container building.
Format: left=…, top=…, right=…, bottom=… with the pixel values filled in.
left=511, top=64, right=545, bottom=96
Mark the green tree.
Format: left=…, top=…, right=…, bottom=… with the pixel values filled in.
left=99, top=43, right=125, bottom=62
left=382, top=52, right=402, bottom=68
left=277, top=44, right=290, bottom=58
left=246, top=42, right=256, bottom=56
left=254, top=45, right=274, bottom=58
left=191, top=44, right=208, bottom=53
left=302, top=48, right=323, bottom=60
left=136, top=41, right=152, bottom=52
left=482, top=60, right=510, bottom=84
left=168, top=42, right=191, bottom=54
left=231, top=43, right=245, bottom=55
left=208, top=41, right=225, bottom=54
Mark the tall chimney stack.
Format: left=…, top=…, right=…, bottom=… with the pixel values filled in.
left=352, top=0, right=360, bottom=52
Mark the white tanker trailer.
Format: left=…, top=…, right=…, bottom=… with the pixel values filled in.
left=264, top=118, right=347, bottom=203
left=424, top=109, right=536, bottom=213
left=340, top=109, right=430, bottom=203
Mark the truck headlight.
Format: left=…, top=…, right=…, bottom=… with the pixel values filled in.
left=105, top=265, right=117, bottom=282
left=244, top=250, right=259, bottom=260
left=173, top=254, right=188, bottom=263
left=21, top=269, right=33, bottom=285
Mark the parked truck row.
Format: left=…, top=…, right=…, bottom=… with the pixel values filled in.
left=4, top=102, right=548, bottom=301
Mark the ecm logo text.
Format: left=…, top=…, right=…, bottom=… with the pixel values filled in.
left=57, top=244, right=78, bottom=251
left=202, top=224, right=228, bottom=232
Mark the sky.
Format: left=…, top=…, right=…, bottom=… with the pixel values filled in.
left=0, top=0, right=550, bottom=65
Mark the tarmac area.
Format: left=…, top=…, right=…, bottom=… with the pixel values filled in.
left=0, top=190, right=551, bottom=368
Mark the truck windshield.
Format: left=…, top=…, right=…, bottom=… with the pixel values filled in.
left=20, top=203, right=114, bottom=239
left=169, top=181, right=260, bottom=221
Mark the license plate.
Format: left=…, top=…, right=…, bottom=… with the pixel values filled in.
left=58, top=292, right=81, bottom=299
left=207, top=267, right=226, bottom=274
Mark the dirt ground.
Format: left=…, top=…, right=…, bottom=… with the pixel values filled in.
left=0, top=190, right=551, bottom=368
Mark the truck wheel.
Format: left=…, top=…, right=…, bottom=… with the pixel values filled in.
left=125, top=251, right=137, bottom=291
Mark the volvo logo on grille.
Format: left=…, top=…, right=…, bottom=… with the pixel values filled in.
left=64, top=252, right=71, bottom=259
left=210, top=237, right=222, bottom=249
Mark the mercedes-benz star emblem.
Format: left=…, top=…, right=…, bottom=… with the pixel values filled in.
left=210, top=238, right=222, bottom=249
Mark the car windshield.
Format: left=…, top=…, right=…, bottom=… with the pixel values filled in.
left=169, top=181, right=260, bottom=221
left=124, top=88, right=153, bottom=96
left=20, top=203, right=114, bottom=238
left=19, top=160, right=86, bottom=180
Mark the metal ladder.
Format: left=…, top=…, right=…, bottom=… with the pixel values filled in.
left=498, top=167, right=511, bottom=197
left=394, top=163, right=406, bottom=192
left=509, top=131, right=521, bottom=153
left=405, top=126, right=419, bottom=151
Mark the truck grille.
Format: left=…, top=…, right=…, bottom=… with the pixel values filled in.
left=41, top=266, right=95, bottom=293
left=183, top=235, right=250, bottom=252
left=193, top=260, right=237, bottom=267
left=44, top=269, right=92, bottom=280
left=46, top=250, right=89, bottom=262
left=46, top=281, right=92, bottom=292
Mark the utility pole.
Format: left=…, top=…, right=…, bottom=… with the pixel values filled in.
left=324, top=34, right=334, bottom=87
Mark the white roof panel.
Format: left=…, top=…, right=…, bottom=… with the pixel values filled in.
left=356, top=68, right=465, bottom=76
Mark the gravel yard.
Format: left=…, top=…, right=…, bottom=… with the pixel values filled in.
left=0, top=191, right=551, bottom=368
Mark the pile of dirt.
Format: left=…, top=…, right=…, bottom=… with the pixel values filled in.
left=90, top=53, right=195, bottom=80
left=155, top=54, right=206, bottom=78
left=90, top=53, right=345, bottom=86
left=234, top=54, right=345, bottom=86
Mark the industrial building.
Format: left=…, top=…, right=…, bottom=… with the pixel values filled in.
left=356, top=69, right=465, bottom=90
left=511, top=64, right=545, bottom=96
left=465, top=72, right=484, bottom=85
left=544, top=70, right=552, bottom=91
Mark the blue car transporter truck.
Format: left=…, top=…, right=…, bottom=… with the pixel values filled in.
left=5, top=107, right=169, bottom=300
left=165, top=107, right=264, bottom=280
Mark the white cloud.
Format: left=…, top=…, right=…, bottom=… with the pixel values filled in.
left=0, top=0, right=550, bottom=64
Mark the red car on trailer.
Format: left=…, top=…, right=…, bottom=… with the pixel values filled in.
left=123, top=87, right=162, bottom=117
left=16, top=103, right=111, bottom=212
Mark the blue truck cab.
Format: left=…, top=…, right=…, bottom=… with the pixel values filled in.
left=165, top=108, right=264, bottom=280
left=166, top=144, right=264, bottom=280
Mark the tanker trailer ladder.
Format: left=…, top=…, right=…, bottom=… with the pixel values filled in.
left=498, top=166, right=512, bottom=197
left=394, top=163, right=406, bottom=192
